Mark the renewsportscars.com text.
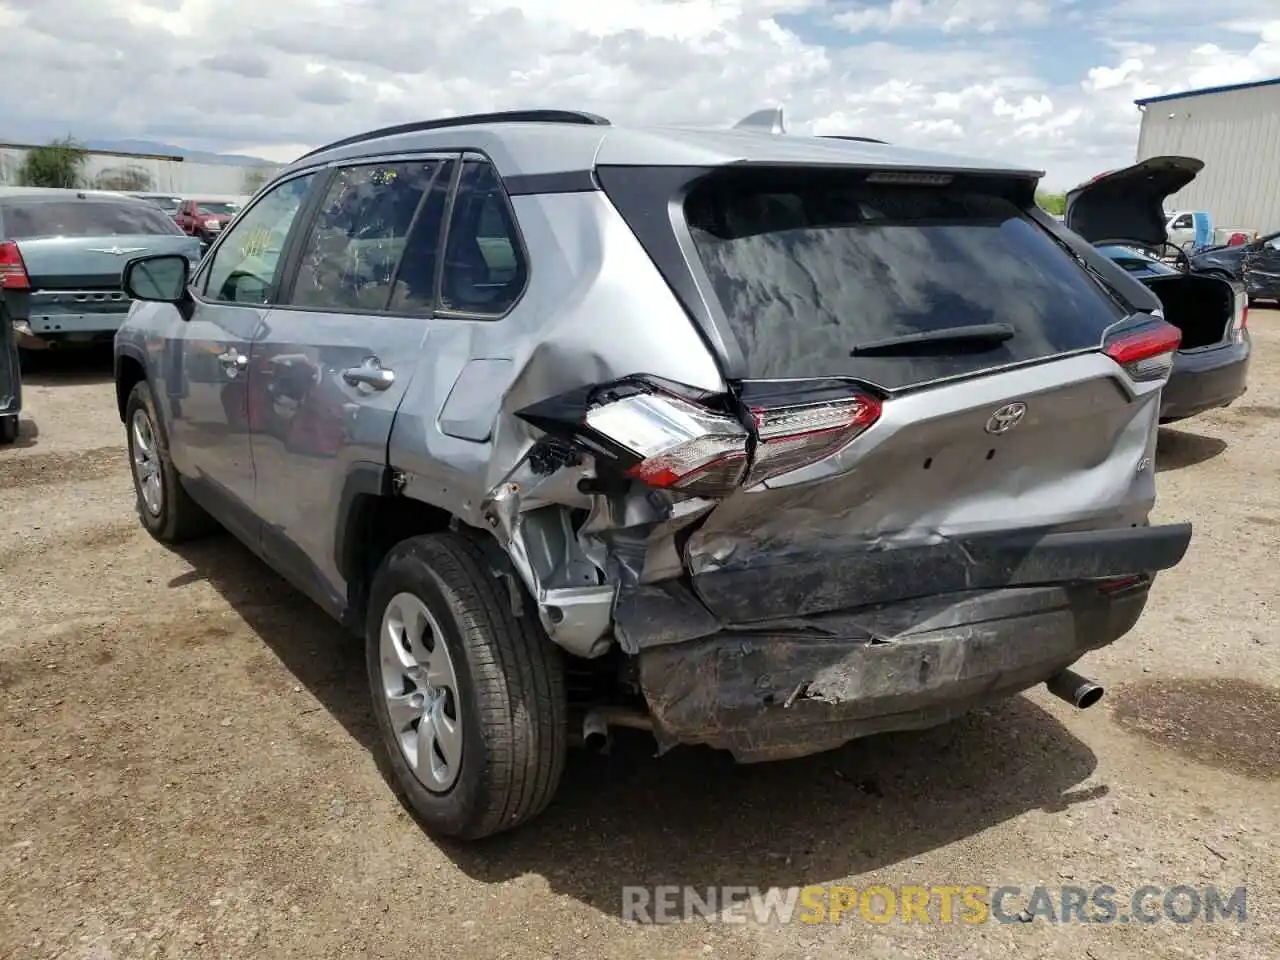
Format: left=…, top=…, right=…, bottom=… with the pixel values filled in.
left=622, top=884, right=1248, bottom=926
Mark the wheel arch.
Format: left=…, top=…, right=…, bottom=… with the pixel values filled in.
left=114, top=346, right=149, bottom=423
left=336, top=466, right=496, bottom=629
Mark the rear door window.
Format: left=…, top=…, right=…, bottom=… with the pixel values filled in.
left=2, top=200, right=184, bottom=239
left=438, top=160, right=526, bottom=316
left=684, top=172, right=1128, bottom=389
left=287, top=160, right=450, bottom=313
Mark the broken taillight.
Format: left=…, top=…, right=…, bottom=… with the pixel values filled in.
left=518, top=377, right=884, bottom=499
left=0, top=241, right=30, bottom=290
left=1232, top=292, right=1249, bottom=337
left=584, top=392, right=749, bottom=497
left=1103, top=320, right=1181, bottom=382
left=746, top=394, right=882, bottom=486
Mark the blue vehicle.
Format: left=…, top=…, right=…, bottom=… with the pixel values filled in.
left=1065, top=158, right=1251, bottom=423
left=1191, top=231, right=1280, bottom=304
left=0, top=188, right=202, bottom=351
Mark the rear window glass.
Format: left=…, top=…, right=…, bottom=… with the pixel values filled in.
left=1100, top=246, right=1177, bottom=275
left=2, top=200, right=183, bottom=240
left=685, top=174, right=1128, bottom=386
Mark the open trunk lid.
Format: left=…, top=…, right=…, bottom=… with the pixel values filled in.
left=1063, top=156, right=1203, bottom=248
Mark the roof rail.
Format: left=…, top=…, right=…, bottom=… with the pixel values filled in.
left=822, top=135, right=890, bottom=145
left=733, top=107, right=786, bottom=135
left=295, top=109, right=612, bottom=162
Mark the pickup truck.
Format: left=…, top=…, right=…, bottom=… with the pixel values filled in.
left=174, top=197, right=243, bottom=248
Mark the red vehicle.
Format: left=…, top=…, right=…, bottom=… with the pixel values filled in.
left=174, top=198, right=240, bottom=245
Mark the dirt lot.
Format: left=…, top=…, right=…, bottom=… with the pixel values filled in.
left=2, top=316, right=1278, bottom=960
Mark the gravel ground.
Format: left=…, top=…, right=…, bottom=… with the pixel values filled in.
left=1, top=315, right=1278, bottom=959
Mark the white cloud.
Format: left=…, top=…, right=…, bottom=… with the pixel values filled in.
left=994, top=94, right=1053, bottom=121
left=835, top=0, right=1051, bottom=34
left=0, top=0, right=1277, bottom=191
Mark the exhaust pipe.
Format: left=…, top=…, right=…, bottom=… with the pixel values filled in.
left=581, top=707, right=654, bottom=753
left=1046, top=669, right=1105, bottom=709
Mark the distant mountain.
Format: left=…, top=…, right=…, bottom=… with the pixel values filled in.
left=84, top=139, right=278, bottom=166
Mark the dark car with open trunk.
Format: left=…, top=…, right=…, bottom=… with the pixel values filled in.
left=1065, top=156, right=1250, bottom=422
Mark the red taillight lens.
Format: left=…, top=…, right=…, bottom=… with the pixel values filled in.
left=584, top=392, right=748, bottom=497
left=746, top=394, right=882, bottom=486
left=1234, top=293, right=1249, bottom=333
left=0, top=240, right=30, bottom=290
left=1104, top=321, right=1181, bottom=382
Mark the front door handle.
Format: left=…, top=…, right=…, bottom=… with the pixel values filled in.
left=342, top=356, right=396, bottom=391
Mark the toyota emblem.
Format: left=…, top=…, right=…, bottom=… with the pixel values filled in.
left=985, top=402, right=1027, bottom=435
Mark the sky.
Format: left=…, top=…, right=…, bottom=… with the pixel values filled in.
left=1, top=0, right=1278, bottom=189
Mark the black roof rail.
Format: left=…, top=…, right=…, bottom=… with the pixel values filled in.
left=822, top=134, right=890, bottom=145
left=295, top=109, right=612, bottom=162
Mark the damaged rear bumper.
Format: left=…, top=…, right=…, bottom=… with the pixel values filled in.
left=637, top=581, right=1152, bottom=763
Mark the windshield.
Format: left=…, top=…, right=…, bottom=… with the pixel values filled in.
left=195, top=202, right=238, bottom=216
left=1, top=200, right=186, bottom=239
left=684, top=172, right=1128, bottom=386
left=135, top=196, right=181, bottom=214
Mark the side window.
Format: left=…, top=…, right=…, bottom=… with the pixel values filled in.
left=203, top=174, right=315, bottom=305
left=287, top=160, right=447, bottom=312
left=439, top=160, right=526, bottom=316
left=386, top=161, right=455, bottom=314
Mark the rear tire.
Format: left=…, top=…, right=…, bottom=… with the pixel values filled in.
left=365, top=532, right=567, bottom=839
left=0, top=414, right=17, bottom=445
left=124, top=380, right=217, bottom=543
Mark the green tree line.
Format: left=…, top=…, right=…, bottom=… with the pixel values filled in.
left=1036, top=192, right=1066, bottom=216
left=16, top=136, right=89, bottom=188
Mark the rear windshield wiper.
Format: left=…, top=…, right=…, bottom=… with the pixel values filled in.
left=848, top=322, right=1015, bottom=356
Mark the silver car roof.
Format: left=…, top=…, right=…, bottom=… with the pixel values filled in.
left=281, top=116, right=1043, bottom=181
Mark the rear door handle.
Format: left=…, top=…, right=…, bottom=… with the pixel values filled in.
left=342, top=356, right=396, bottom=390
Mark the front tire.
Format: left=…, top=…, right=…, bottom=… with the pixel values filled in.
left=124, top=380, right=216, bottom=542
left=366, top=532, right=567, bottom=839
left=0, top=414, right=17, bottom=445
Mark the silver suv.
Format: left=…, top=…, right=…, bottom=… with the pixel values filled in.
left=113, top=109, right=1192, bottom=839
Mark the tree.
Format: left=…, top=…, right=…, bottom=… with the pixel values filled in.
left=1036, top=192, right=1066, bottom=217
left=242, top=166, right=271, bottom=194
left=17, top=136, right=89, bottom=188
left=93, top=165, right=153, bottom=191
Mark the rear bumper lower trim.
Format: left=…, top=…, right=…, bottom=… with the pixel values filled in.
left=1161, top=339, right=1250, bottom=421
left=639, top=584, right=1149, bottom=762
left=690, top=522, right=1191, bottom=624
left=26, top=311, right=131, bottom=336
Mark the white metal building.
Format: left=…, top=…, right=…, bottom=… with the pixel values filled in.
left=0, top=143, right=280, bottom=196
left=1135, top=77, right=1280, bottom=234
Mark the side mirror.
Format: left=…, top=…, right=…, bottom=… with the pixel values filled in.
left=123, top=254, right=190, bottom=304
